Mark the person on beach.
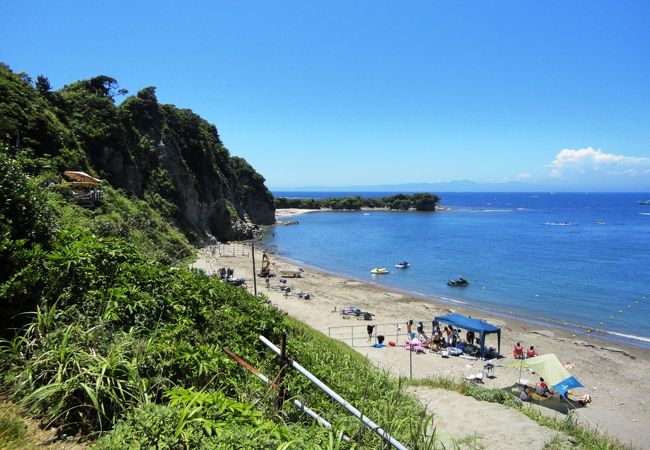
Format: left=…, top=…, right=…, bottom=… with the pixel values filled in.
left=432, top=330, right=442, bottom=350
left=407, top=320, right=416, bottom=339
left=565, top=390, right=592, bottom=406
left=513, top=342, right=525, bottom=359
left=535, top=377, right=552, bottom=397
left=451, top=328, right=459, bottom=347
left=416, top=321, right=428, bottom=340
left=526, top=346, right=538, bottom=358
left=466, top=330, right=475, bottom=344
left=519, top=386, right=532, bottom=401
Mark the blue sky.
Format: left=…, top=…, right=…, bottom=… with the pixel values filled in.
left=2, top=1, right=649, bottom=191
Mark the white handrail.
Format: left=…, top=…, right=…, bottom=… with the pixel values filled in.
left=259, top=335, right=409, bottom=450
left=224, top=347, right=346, bottom=440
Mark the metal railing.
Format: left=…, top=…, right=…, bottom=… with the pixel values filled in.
left=202, top=242, right=251, bottom=258
left=328, top=321, right=432, bottom=348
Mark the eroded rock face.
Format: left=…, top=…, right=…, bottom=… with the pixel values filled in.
left=91, top=87, right=275, bottom=243
left=0, top=68, right=275, bottom=242
left=161, top=142, right=274, bottom=241
left=94, top=138, right=274, bottom=242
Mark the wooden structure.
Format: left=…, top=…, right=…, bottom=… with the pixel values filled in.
left=63, top=171, right=103, bottom=208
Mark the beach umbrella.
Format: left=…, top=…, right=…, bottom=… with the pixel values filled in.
left=506, top=353, right=583, bottom=396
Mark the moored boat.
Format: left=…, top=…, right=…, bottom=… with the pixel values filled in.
left=447, top=276, right=469, bottom=287
left=395, top=261, right=410, bottom=269
left=370, top=267, right=389, bottom=274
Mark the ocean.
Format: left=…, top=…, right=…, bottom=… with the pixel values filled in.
left=263, top=192, right=650, bottom=348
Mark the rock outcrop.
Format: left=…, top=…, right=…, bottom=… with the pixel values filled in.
left=0, top=67, right=275, bottom=242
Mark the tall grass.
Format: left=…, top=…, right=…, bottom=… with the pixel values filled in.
left=280, top=317, right=442, bottom=449
left=0, top=402, right=27, bottom=446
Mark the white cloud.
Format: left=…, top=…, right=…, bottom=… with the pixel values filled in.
left=536, top=147, right=650, bottom=190
left=551, top=147, right=648, bottom=170
left=548, top=147, right=650, bottom=181
left=505, top=147, right=650, bottom=189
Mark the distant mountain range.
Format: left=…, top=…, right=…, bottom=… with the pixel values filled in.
left=271, top=180, right=650, bottom=193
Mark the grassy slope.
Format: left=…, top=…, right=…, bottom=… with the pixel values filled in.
left=1, top=184, right=626, bottom=449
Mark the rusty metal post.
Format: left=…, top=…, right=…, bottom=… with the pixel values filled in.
left=251, top=242, right=257, bottom=296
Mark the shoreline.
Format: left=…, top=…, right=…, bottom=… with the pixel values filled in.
left=193, top=244, right=650, bottom=448
left=274, top=251, right=650, bottom=353
left=272, top=209, right=650, bottom=350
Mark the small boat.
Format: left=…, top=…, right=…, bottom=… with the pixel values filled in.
left=447, top=276, right=469, bottom=287
left=544, top=221, right=575, bottom=226
left=370, top=267, right=389, bottom=274
left=639, top=200, right=650, bottom=205
left=395, top=261, right=410, bottom=269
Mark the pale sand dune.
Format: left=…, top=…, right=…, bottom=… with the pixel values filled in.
left=408, top=387, right=561, bottom=449
left=193, top=246, right=650, bottom=449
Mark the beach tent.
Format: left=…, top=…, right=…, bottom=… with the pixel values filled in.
left=507, top=353, right=583, bottom=396
left=433, top=313, right=500, bottom=359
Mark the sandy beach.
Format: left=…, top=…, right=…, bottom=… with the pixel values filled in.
left=193, top=212, right=650, bottom=448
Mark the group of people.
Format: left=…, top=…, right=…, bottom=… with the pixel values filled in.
left=512, top=342, right=538, bottom=359
left=520, top=377, right=592, bottom=406
left=406, top=319, right=479, bottom=351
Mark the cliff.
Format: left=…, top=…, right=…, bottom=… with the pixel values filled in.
left=0, top=65, right=275, bottom=242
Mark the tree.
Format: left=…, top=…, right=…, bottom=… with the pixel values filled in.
left=35, top=75, right=52, bottom=95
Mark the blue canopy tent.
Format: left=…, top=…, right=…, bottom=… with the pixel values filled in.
left=433, top=313, right=501, bottom=359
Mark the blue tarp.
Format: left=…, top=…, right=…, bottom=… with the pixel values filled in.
left=553, top=376, right=584, bottom=396
left=433, top=313, right=501, bottom=359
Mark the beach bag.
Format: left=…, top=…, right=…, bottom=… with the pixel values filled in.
left=388, top=341, right=396, bottom=347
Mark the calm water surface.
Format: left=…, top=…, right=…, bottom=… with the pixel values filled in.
left=263, top=192, right=650, bottom=347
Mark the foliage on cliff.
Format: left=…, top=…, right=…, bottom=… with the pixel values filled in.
left=275, top=192, right=441, bottom=211
left=0, top=63, right=275, bottom=242
left=0, top=155, right=433, bottom=449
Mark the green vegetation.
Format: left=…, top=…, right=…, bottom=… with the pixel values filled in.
left=0, top=63, right=622, bottom=449
left=275, top=193, right=441, bottom=212
left=0, top=63, right=274, bottom=243
left=2, top=132, right=438, bottom=447
left=0, top=403, right=28, bottom=445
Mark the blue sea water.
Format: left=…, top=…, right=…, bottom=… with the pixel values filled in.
left=264, top=192, right=650, bottom=348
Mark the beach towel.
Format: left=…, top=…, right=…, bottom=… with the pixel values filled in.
left=404, top=339, right=418, bottom=349
left=404, top=339, right=426, bottom=353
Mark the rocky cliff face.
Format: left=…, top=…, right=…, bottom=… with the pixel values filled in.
left=0, top=68, right=275, bottom=242
left=85, top=86, right=276, bottom=242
